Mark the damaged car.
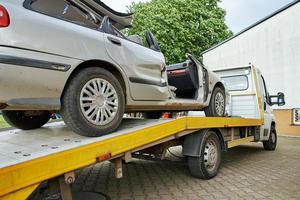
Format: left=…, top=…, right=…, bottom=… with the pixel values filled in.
left=0, top=0, right=226, bottom=136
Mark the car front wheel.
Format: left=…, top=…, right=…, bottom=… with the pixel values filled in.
left=2, top=110, right=51, bottom=130
left=61, top=67, right=125, bottom=137
left=204, top=86, right=225, bottom=117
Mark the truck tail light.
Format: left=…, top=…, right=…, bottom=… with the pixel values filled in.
left=0, top=5, right=10, bottom=27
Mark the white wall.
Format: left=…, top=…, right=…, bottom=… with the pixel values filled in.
left=203, top=2, right=300, bottom=109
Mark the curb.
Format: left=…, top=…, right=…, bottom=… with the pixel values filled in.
left=278, top=135, right=300, bottom=138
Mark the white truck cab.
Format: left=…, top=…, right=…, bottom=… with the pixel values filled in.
left=214, top=65, right=285, bottom=143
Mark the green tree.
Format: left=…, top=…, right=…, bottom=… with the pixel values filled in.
left=128, top=0, right=232, bottom=64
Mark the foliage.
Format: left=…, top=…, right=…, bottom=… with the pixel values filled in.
left=127, top=0, right=232, bottom=64
left=0, top=115, right=10, bottom=129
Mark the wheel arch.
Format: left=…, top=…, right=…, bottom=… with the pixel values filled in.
left=214, top=81, right=225, bottom=92
left=211, top=128, right=226, bottom=152
left=271, top=121, right=276, bottom=128
left=62, top=59, right=128, bottom=102
left=206, top=81, right=225, bottom=105
left=183, top=128, right=226, bottom=158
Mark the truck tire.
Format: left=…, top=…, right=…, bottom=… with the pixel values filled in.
left=187, top=130, right=221, bottom=179
left=143, top=112, right=162, bottom=119
left=204, top=87, right=225, bottom=117
left=61, top=67, right=125, bottom=137
left=2, top=111, right=51, bottom=130
left=263, top=125, right=277, bottom=151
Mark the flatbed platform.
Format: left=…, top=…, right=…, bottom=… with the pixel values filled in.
left=0, top=116, right=262, bottom=199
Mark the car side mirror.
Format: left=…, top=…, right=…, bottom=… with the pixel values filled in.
left=145, top=31, right=161, bottom=52
left=269, top=92, right=285, bottom=106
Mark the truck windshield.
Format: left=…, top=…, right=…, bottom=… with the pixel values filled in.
left=221, top=75, right=249, bottom=91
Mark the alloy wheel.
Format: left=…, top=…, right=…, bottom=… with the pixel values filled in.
left=80, top=78, right=119, bottom=126
left=215, top=92, right=225, bottom=116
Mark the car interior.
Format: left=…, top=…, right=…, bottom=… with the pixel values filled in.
left=100, top=16, right=163, bottom=53
left=167, top=60, right=200, bottom=99
left=145, top=32, right=161, bottom=51
left=127, top=35, right=144, bottom=45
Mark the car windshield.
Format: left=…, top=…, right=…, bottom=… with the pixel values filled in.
left=221, top=75, right=249, bottom=91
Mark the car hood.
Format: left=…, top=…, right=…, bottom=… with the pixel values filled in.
left=81, top=0, right=133, bottom=29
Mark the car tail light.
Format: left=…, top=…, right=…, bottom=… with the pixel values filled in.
left=0, top=5, right=10, bottom=27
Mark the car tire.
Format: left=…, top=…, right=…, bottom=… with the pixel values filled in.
left=204, top=86, right=225, bottom=117
left=263, top=125, right=277, bottom=151
left=2, top=110, right=51, bottom=130
left=187, top=130, right=222, bottom=179
left=61, top=67, right=125, bottom=137
left=143, top=112, right=162, bottom=119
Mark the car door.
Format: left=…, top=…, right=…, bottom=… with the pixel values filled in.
left=103, top=32, right=169, bottom=101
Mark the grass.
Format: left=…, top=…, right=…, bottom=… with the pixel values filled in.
left=0, top=115, right=10, bottom=129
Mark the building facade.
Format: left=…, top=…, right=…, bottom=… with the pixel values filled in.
left=202, top=1, right=300, bottom=136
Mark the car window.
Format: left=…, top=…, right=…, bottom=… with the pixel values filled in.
left=221, top=75, right=249, bottom=91
left=29, top=0, right=99, bottom=29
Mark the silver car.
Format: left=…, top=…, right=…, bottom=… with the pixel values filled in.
left=0, top=0, right=226, bottom=136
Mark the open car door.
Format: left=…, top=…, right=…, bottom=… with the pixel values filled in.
left=187, top=54, right=209, bottom=102
left=167, top=54, right=209, bottom=102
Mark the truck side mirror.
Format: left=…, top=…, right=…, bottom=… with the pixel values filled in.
left=269, top=92, right=285, bottom=106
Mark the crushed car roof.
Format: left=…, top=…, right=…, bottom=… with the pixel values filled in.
left=81, top=0, right=133, bottom=29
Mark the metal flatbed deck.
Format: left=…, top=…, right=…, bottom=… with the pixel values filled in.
left=0, top=116, right=262, bottom=200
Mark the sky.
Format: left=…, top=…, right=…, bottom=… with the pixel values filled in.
left=102, top=0, right=295, bottom=33
left=219, top=0, right=295, bottom=33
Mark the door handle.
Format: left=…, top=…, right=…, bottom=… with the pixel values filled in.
left=108, top=36, right=122, bottom=46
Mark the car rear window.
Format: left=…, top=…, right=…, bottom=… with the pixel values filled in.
left=221, top=75, right=249, bottom=91
left=27, top=0, right=99, bottom=29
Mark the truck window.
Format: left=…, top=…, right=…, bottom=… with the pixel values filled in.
left=28, top=0, right=99, bottom=29
left=221, top=75, right=249, bottom=91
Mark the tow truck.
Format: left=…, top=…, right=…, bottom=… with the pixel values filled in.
left=0, top=65, right=285, bottom=200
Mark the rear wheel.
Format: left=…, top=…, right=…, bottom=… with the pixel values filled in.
left=2, top=110, right=51, bottom=130
left=263, top=125, right=277, bottom=151
left=204, top=86, right=225, bottom=117
left=187, top=130, right=222, bottom=179
left=61, top=67, right=125, bottom=137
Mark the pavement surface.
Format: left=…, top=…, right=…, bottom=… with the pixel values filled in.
left=72, top=137, right=300, bottom=200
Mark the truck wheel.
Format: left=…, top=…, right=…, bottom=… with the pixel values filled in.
left=61, top=67, right=125, bottom=137
left=204, top=87, right=225, bottom=117
left=2, top=110, right=51, bottom=130
left=187, top=130, right=221, bottom=179
left=263, top=125, right=277, bottom=151
left=143, top=112, right=162, bottom=119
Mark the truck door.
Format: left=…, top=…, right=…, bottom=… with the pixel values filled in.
left=258, top=72, right=273, bottom=140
